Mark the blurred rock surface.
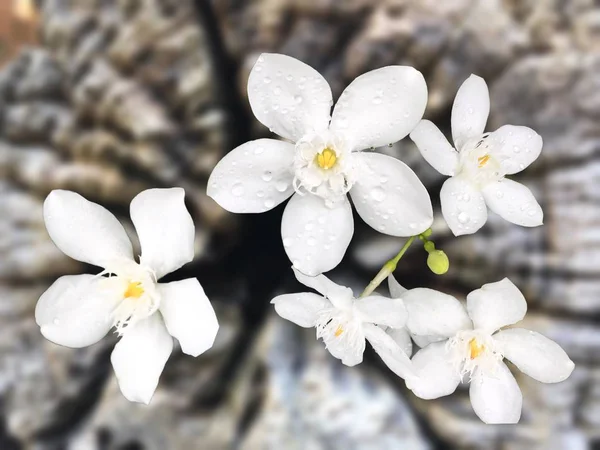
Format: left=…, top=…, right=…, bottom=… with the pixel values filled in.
left=1, top=0, right=599, bottom=448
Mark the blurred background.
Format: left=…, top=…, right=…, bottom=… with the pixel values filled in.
left=0, top=0, right=598, bottom=448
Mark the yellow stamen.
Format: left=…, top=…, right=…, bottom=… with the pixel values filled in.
left=477, top=154, right=491, bottom=168
left=469, top=338, right=485, bottom=359
left=316, top=148, right=337, bottom=170
left=334, top=325, right=344, bottom=337
left=124, top=281, right=144, bottom=299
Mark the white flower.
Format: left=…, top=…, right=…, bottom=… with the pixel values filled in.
left=410, top=75, right=544, bottom=236
left=208, top=53, right=433, bottom=275
left=35, top=188, right=219, bottom=404
left=397, top=278, right=574, bottom=424
left=271, top=268, right=414, bottom=379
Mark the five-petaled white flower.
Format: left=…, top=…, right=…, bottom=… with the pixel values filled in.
left=395, top=278, right=574, bottom=424
left=208, top=53, right=433, bottom=275
left=410, top=75, right=544, bottom=236
left=271, top=268, right=414, bottom=379
left=36, top=188, right=219, bottom=404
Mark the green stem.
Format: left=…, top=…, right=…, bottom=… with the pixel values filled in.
left=359, top=235, right=417, bottom=298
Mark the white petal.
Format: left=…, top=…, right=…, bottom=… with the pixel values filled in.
left=353, top=296, right=407, bottom=328
left=330, top=66, right=427, bottom=151
left=451, top=74, right=490, bottom=148
left=409, top=120, right=458, bottom=176
left=350, top=152, right=433, bottom=236
left=387, top=274, right=407, bottom=298
left=292, top=267, right=354, bottom=308
left=158, top=278, right=218, bottom=357
left=363, top=323, right=415, bottom=380
left=412, top=334, right=444, bottom=348
left=324, top=327, right=365, bottom=367
left=405, top=342, right=460, bottom=399
left=35, top=274, right=121, bottom=348
left=207, top=139, right=295, bottom=213
left=494, top=328, right=574, bottom=383
left=440, top=176, right=487, bottom=236
left=271, top=292, right=331, bottom=328
left=44, top=190, right=133, bottom=268
left=469, top=363, right=522, bottom=424
left=487, top=125, right=543, bottom=175
left=387, top=327, right=413, bottom=357
left=130, top=188, right=195, bottom=280
left=281, top=193, right=353, bottom=276
left=111, top=314, right=173, bottom=404
left=247, top=53, right=332, bottom=142
left=466, top=278, right=527, bottom=332
left=482, top=179, right=543, bottom=227
left=403, top=288, right=472, bottom=338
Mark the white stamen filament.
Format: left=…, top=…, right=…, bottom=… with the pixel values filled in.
left=100, top=260, right=161, bottom=335
left=315, top=308, right=363, bottom=354
left=446, top=329, right=503, bottom=381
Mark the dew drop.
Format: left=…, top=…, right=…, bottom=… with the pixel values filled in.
left=231, top=183, right=244, bottom=197
left=307, top=238, right=317, bottom=246
left=496, top=191, right=504, bottom=199
left=275, top=181, right=288, bottom=192
left=257, top=190, right=265, bottom=198
left=254, top=146, right=265, bottom=155
left=283, top=237, right=294, bottom=247
left=286, top=75, right=293, bottom=81
left=305, top=222, right=315, bottom=231
left=262, top=171, right=273, bottom=182
left=263, top=77, right=272, bottom=84
left=370, top=187, right=386, bottom=202
left=372, top=96, right=383, bottom=105
left=264, top=198, right=275, bottom=208
left=513, top=145, right=521, bottom=153
left=458, top=212, right=469, bottom=224
left=274, top=86, right=282, bottom=95
left=294, top=95, right=303, bottom=104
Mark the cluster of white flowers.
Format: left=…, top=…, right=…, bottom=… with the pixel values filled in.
left=36, top=53, right=573, bottom=423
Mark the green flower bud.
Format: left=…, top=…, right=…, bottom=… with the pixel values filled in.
left=427, top=250, right=449, bottom=275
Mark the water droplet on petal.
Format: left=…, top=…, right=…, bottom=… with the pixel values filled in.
left=262, top=171, right=273, bottom=182
left=283, top=237, right=294, bottom=247
left=232, top=183, right=244, bottom=197
left=275, top=181, right=288, bottom=192
left=513, top=145, right=521, bottom=153
left=53, top=317, right=60, bottom=325
left=458, top=212, right=469, bottom=224
left=307, top=238, right=317, bottom=246
left=254, top=146, right=264, bottom=155
left=264, top=198, right=275, bottom=208
left=263, top=77, right=272, bottom=84
left=370, top=187, right=386, bottom=202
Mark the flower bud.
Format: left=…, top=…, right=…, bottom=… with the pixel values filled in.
left=427, top=250, right=449, bottom=275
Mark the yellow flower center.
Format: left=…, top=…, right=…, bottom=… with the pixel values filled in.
left=316, top=148, right=337, bottom=170
left=469, top=338, right=485, bottom=359
left=334, top=325, right=344, bottom=337
left=477, top=154, right=491, bottom=168
left=124, top=281, right=144, bottom=299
